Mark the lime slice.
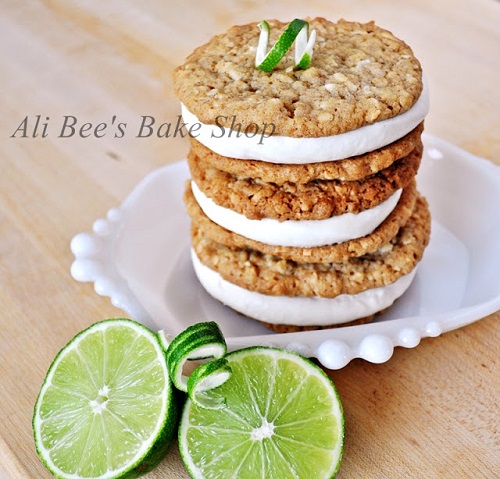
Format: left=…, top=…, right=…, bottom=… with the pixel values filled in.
left=256, top=19, right=310, bottom=72
left=33, top=318, right=177, bottom=479
left=179, top=347, right=345, bottom=478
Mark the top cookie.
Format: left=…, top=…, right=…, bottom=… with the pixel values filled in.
left=173, top=18, right=423, bottom=137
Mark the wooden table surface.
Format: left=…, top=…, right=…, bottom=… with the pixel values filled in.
left=1, top=0, right=499, bottom=477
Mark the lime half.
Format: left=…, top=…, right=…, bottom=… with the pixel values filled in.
left=179, top=347, right=345, bottom=478
left=33, top=318, right=177, bottom=479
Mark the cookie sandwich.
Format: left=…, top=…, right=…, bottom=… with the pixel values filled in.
left=174, top=18, right=431, bottom=331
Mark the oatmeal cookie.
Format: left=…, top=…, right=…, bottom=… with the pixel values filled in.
left=263, top=310, right=384, bottom=332
left=188, top=141, right=422, bottom=220
left=174, top=18, right=423, bottom=137
left=189, top=123, right=423, bottom=183
left=185, top=180, right=417, bottom=263
left=191, top=194, right=430, bottom=297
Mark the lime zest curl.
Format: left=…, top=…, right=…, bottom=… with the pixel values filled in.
left=164, top=321, right=233, bottom=409
left=187, top=358, right=232, bottom=409
left=255, top=18, right=317, bottom=72
left=165, top=321, right=228, bottom=392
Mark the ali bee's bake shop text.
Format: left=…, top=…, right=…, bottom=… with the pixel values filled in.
left=10, top=114, right=276, bottom=144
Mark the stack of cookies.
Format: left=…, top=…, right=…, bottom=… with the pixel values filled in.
left=173, top=18, right=431, bottom=332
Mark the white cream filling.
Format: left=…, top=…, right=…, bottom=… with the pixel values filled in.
left=191, top=248, right=417, bottom=326
left=181, top=78, right=429, bottom=164
left=192, top=181, right=402, bottom=247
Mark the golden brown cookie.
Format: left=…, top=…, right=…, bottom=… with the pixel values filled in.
left=263, top=309, right=386, bottom=332
left=174, top=18, right=423, bottom=137
left=185, top=180, right=417, bottom=263
left=188, top=123, right=424, bottom=183
left=188, top=141, right=422, bottom=221
left=191, top=194, right=431, bottom=298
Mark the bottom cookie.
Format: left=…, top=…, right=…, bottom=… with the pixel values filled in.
left=190, top=247, right=417, bottom=329
left=262, top=310, right=384, bottom=333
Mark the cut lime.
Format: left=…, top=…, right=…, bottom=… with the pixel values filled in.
left=179, top=347, right=345, bottom=478
left=33, top=318, right=177, bottom=479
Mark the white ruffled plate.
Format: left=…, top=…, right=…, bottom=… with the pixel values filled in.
left=70, top=134, right=500, bottom=369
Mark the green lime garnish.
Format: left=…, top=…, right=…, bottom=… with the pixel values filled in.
left=32, top=319, right=177, bottom=479
left=165, top=321, right=232, bottom=409
left=187, top=357, right=232, bottom=410
left=294, top=21, right=317, bottom=69
left=179, top=346, right=345, bottom=478
left=256, top=19, right=317, bottom=72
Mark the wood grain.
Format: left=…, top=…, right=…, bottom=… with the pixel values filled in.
left=1, top=1, right=498, bottom=478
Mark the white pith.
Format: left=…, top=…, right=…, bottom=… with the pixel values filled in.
left=251, top=417, right=276, bottom=441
